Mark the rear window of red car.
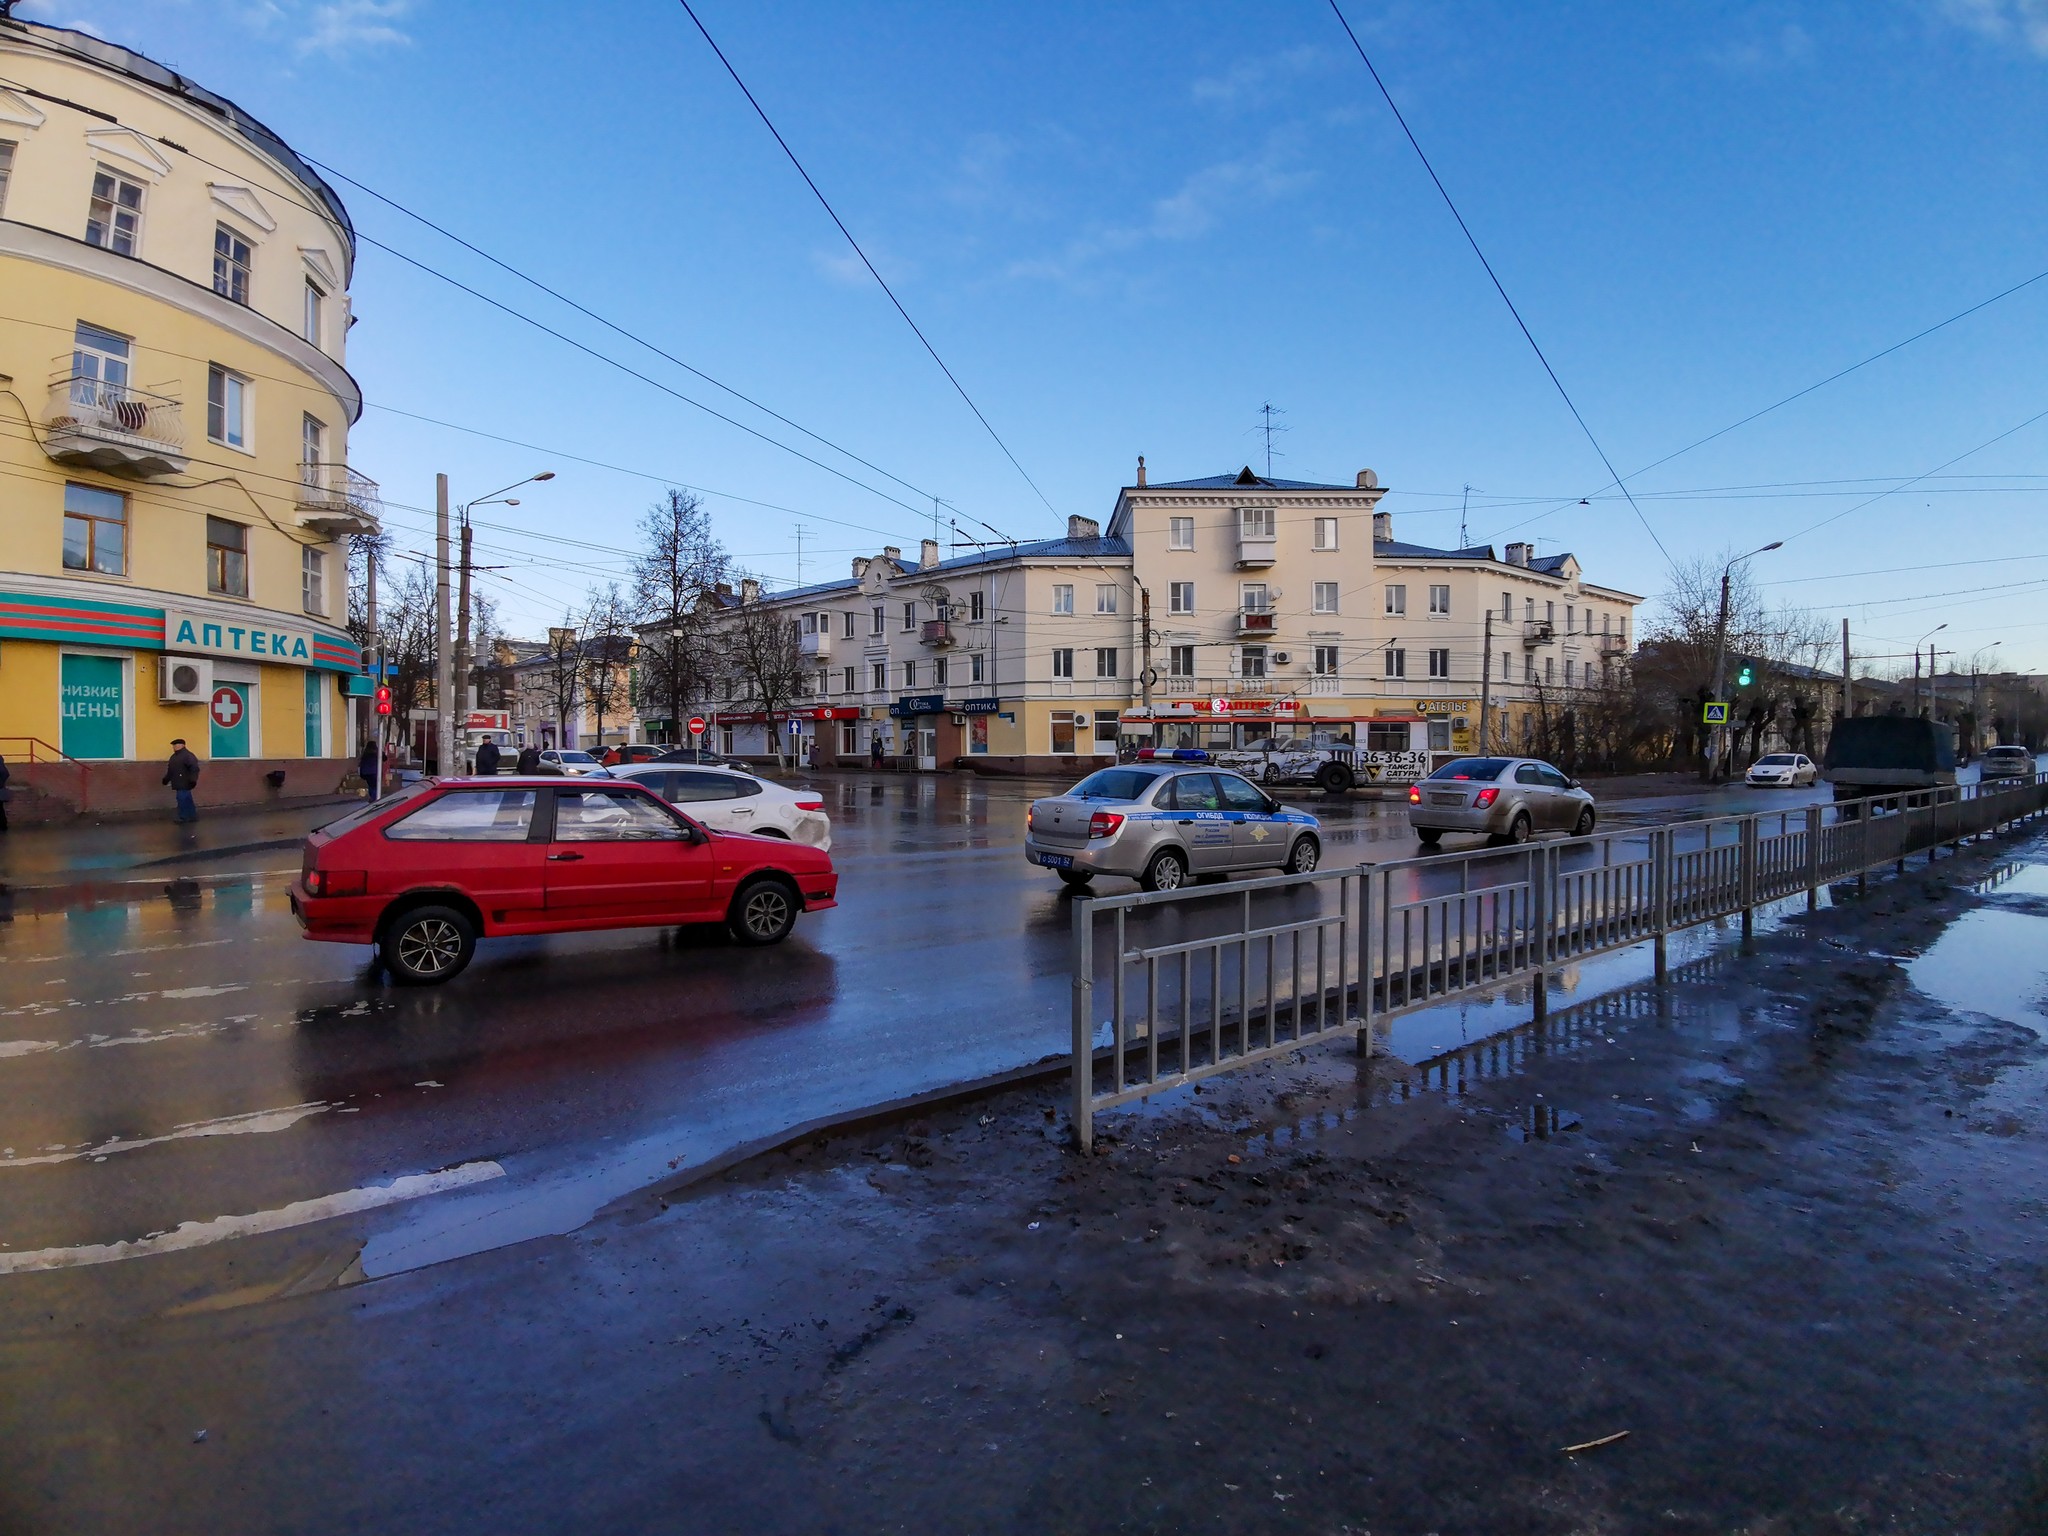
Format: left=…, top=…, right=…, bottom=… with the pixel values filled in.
left=315, top=782, right=431, bottom=839
left=386, top=788, right=539, bottom=841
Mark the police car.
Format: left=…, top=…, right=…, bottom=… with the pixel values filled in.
left=1025, top=764, right=1322, bottom=892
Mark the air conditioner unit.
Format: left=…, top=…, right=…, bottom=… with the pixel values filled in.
left=1272, top=651, right=1291, bottom=665
left=159, top=653, right=213, bottom=703
left=951, top=713, right=968, bottom=725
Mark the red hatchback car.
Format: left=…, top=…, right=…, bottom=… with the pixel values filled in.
left=290, top=777, right=839, bottom=984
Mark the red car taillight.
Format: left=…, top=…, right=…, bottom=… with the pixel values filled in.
left=794, top=798, right=824, bottom=811
left=1408, top=785, right=1421, bottom=804
left=304, top=869, right=367, bottom=897
left=1026, top=806, right=1035, bottom=830
left=1089, top=811, right=1125, bottom=839
left=1474, top=787, right=1500, bottom=808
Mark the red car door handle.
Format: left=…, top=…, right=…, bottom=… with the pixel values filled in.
left=547, top=852, right=584, bottom=862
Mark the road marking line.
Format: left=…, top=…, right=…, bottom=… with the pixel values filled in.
left=0, top=1161, right=506, bottom=1274
left=0, top=1103, right=331, bottom=1168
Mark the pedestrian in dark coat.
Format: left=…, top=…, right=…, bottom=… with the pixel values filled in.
left=0, top=753, right=11, bottom=832
left=163, top=739, right=201, bottom=822
left=358, top=739, right=380, bottom=797
left=516, top=744, right=541, bottom=775
left=474, top=739, right=502, bottom=777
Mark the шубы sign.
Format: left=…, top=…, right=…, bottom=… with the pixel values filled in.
left=164, top=609, right=314, bottom=664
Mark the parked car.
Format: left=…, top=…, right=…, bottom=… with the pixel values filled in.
left=601, top=744, right=666, bottom=768
left=290, top=778, right=838, bottom=984
left=1821, top=717, right=1956, bottom=807
left=1025, top=764, right=1321, bottom=892
left=535, top=748, right=608, bottom=777
left=1406, top=756, right=1596, bottom=847
left=1979, top=744, right=2035, bottom=782
left=609, top=764, right=832, bottom=849
left=1745, top=752, right=1819, bottom=788
left=653, top=746, right=751, bottom=769
left=1209, top=731, right=1358, bottom=793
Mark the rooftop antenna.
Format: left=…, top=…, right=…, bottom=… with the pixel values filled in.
left=1253, top=402, right=1289, bottom=477
left=794, top=523, right=806, bottom=588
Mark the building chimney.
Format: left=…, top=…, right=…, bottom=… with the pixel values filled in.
left=1136, top=455, right=1147, bottom=487
left=740, top=577, right=761, bottom=604
left=1372, top=510, right=1392, bottom=544
left=1505, top=542, right=1532, bottom=567
left=1356, top=468, right=1379, bottom=489
left=919, top=538, right=940, bottom=569
left=882, top=545, right=902, bottom=565
left=714, top=581, right=733, bottom=597
left=851, top=556, right=870, bottom=579
left=1068, top=514, right=1100, bottom=541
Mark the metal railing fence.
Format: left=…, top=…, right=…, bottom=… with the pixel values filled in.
left=1069, top=776, right=2048, bottom=1147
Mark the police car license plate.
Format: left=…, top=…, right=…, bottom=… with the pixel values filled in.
left=1037, top=852, right=1073, bottom=869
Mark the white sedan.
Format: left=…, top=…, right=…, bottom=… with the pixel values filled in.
left=536, top=748, right=607, bottom=777
left=1746, top=752, right=1819, bottom=788
left=610, top=764, right=832, bottom=850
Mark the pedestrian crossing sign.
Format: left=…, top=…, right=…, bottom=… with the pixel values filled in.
left=1702, top=701, right=1730, bottom=724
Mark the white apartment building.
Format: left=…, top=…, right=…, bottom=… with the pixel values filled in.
left=686, top=462, right=1641, bottom=776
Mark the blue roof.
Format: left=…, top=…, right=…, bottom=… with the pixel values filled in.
left=1148, top=467, right=1361, bottom=492
left=1377, top=539, right=1498, bottom=561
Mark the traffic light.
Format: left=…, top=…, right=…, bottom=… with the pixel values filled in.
left=1736, top=664, right=1754, bottom=688
left=375, top=685, right=393, bottom=716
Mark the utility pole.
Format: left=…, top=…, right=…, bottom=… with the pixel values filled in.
left=1139, top=587, right=1154, bottom=712
left=1840, top=618, right=1851, bottom=722
left=1912, top=648, right=1921, bottom=716
left=1479, top=608, right=1493, bottom=752
left=1706, top=567, right=1733, bottom=781
left=366, top=542, right=383, bottom=798
left=435, top=473, right=454, bottom=776
left=453, top=510, right=474, bottom=768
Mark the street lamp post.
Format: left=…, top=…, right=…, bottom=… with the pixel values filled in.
left=438, top=471, right=554, bottom=774
left=1910, top=623, right=1947, bottom=717
left=1706, top=541, right=1782, bottom=780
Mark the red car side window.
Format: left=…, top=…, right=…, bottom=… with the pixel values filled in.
left=386, top=789, right=538, bottom=842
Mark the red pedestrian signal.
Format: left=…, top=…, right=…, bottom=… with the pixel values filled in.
left=375, top=685, right=393, bottom=716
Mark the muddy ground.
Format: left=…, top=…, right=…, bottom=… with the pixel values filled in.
left=3, top=841, right=2046, bottom=1534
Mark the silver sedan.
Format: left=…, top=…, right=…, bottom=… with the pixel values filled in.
left=1406, top=756, right=1596, bottom=847
left=1025, top=764, right=1323, bottom=892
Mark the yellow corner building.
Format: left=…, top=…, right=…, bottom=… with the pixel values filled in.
left=0, top=14, right=374, bottom=815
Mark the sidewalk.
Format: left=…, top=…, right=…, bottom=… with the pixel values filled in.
left=0, top=797, right=357, bottom=886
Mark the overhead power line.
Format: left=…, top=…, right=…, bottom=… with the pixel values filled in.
left=673, top=0, right=1060, bottom=520
left=1783, top=402, right=2048, bottom=544
left=1324, top=0, right=1672, bottom=568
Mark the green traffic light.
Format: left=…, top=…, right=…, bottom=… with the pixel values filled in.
left=1737, top=665, right=1753, bottom=687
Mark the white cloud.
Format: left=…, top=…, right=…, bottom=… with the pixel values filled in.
left=1191, top=44, right=1327, bottom=107
left=296, top=0, right=415, bottom=57
left=1929, top=0, right=2048, bottom=56
left=811, top=243, right=918, bottom=290
left=14, top=0, right=104, bottom=34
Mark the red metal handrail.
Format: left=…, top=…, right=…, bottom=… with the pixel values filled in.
left=0, top=737, right=92, bottom=812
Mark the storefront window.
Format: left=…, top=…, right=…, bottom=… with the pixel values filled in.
left=59, top=653, right=125, bottom=759
left=305, top=670, right=325, bottom=757
left=970, top=716, right=989, bottom=754
left=1050, top=711, right=1079, bottom=754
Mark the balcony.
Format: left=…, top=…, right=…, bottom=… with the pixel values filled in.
left=920, top=619, right=954, bottom=648
left=1237, top=610, right=1276, bottom=637
left=1235, top=525, right=1277, bottom=567
left=799, top=630, right=831, bottom=659
left=1521, top=619, right=1554, bottom=647
left=294, top=461, right=382, bottom=536
left=42, top=368, right=186, bottom=478
left=1598, top=633, right=1627, bottom=655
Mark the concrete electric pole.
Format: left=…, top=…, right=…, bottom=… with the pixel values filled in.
left=435, top=472, right=454, bottom=776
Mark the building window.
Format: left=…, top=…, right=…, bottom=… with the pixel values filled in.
left=1169, top=516, right=1194, bottom=550
left=62, top=483, right=127, bottom=576
left=1429, top=584, right=1450, bottom=615
left=1052, top=584, right=1074, bottom=615
left=1385, top=584, right=1406, bottom=616
left=207, top=516, right=249, bottom=597
left=71, top=322, right=131, bottom=407
left=1565, top=604, right=1575, bottom=633
left=1564, top=659, right=1575, bottom=688
left=871, top=662, right=886, bottom=691
left=902, top=601, right=915, bottom=632
left=1240, top=646, right=1267, bottom=679
left=1050, top=711, right=1080, bottom=754
left=1428, top=647, right=1449, bottom=679
left=1501, top=651, right=1512, bottom=681
left=302, top=414, right=326, bottom=478
left=1169, top=580, right=1194, bottom=614
left=1313, top=645, right=1339, bottom=675
left=1546, top=600, right=1555, bottom=624
left=303, top=278, right=324, bottom=345
left=1525, top=596, right=1535, bottom=622
left=1095, top=647, right=1117, bottom=678
left=902, top=660, right=918, bottom=689
left=969, top=590, right=985, bottom=622
left=1312, top=581, right=1339, bottom=614
left=840, top=722, right=859, bottom=755
left=1240, top=582, right=1269, bottom=614
left=1544, top=656, right=1555, bottom=685
left=1501, top=592, right=1512, bottom=621
left=1240, top=507, right=1275, bottom=538
left=302, top=545, right=326, bottom=614
left=802, top=612, right=818, bottom=634
left=970, top=651, right=984, bottom=682
left=871, top=605, right=885, bottom=635
left=213, top=225, right=253, bottom=305
left=1095, top=711, right=1120, bottom=748
left=842, top=665, right=855, bottom=693
left=1052, top=647, right=1074, bottom=679
left=1095, top=584, right=1118, bottom=615
left=1313, top=517, right=1338, bottom=551
left=206, top=365, right=249, bottom=449
left=86, top=167, right=144, bottom=255
left=1169, top=645, right=1195, bottom=677
left=934, top=657, right=949, bottom=688
left=841, top=611, right=854, bottom=638
left=1524, top=656, right=1535, bottom=684
left=1602, top=611, right=1612, bottom=636
left=0, top=141, right=14, bottom=218
left=1384, top=648, right=1407, bottom=679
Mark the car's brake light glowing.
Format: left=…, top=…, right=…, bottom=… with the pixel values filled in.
left=1089, top=811, right=1125, bottom=838
left=794, top=798, right=825, bottom=811
left=1408, top=785, right=1421, bottom=804
left=304, top=869, right=366, bottom=897
left=1474, top=787, right=1500, bottom=808
left=1026, top=806, right=1035, bottom=830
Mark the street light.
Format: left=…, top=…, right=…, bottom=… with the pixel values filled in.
left=438, top=470, right=557, bottom=775
left=1911, top=622, right=1947, bottom=716
left=1706, top=541, right=1782, bottom=779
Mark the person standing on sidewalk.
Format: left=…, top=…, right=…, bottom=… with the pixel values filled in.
left=0, top=753, right=11, bottom=832
left=358, top=738, right=380, bottom=799
left=163, top=739, right=201, bottom=823
left=474, top=738, right=501, bottom=777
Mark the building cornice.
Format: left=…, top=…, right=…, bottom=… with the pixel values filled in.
left=0, top=217, right=363, bottom=422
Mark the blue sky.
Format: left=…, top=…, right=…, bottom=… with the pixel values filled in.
left=26, top=0, right=2048, bottom=670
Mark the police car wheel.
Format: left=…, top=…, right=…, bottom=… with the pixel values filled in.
left=1285, top=837, right=1320, bottom=874
left=1142, top=849, right=1188, bottom=892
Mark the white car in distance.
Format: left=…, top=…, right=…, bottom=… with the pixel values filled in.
left=1745, top=752, right=1819, bottom=788
left=610, top=764, right=832, bottom=850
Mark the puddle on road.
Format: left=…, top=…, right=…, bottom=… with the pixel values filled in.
left=1907, top=906, right=2048, bottom=1038
left=1505, top=1104, right=1582, bottom=1142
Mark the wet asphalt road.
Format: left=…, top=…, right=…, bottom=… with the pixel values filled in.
left=0, top=770, right=1835, bottom=1298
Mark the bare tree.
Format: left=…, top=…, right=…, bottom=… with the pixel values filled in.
left=716, top=594, right=807, bottom=767
left=578, top=583, right=636, bottom=749
left=345, top=530, right=392, bottom=650
left=632, top=490, right=730, bottom=743
left=538, top=620, right=581, bottom=748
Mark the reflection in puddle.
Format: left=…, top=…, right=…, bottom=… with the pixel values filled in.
left=1908, top=907, right=2048, bottom=1037
left=1506, top=1104, right=1581, bottom=1142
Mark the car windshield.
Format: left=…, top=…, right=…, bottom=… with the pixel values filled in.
left=1428, top=757, right=1512, bottom=781
left=1990, top=746, right=2029, bottom=757
left=557, top=751, right=598, bottom=764
left=1755, top=755, right=1795, bottom=766
left=1069, top=768, right=1163, bottom=801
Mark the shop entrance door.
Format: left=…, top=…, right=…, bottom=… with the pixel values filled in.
left=210, top=680, right=253, bottom=758
left=916, top=725, right=937, bottom=771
